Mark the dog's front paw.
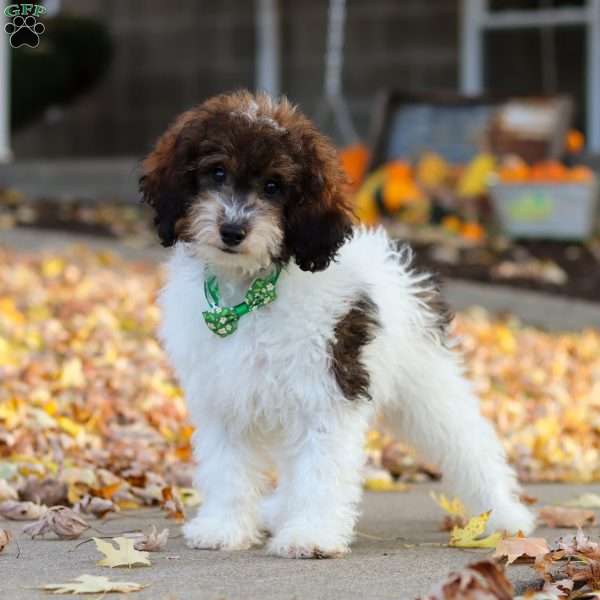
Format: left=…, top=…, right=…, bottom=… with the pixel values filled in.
left=183, top=514, right=262, bottom=551
left=259, top=492, right=284, bottom=536
left=267, top=528, right=350, bottom=559
left=487, top=500, right=536, bottom=536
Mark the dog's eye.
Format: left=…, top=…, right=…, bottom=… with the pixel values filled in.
left=263, top=180, right=280, bottom=197
left=212, top=166, right=226, bottom=184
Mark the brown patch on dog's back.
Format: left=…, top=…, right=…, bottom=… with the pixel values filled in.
left=329, top=293, right=380, bottom=401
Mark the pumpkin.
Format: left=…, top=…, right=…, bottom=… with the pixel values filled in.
left=339, top=144, right=370, bottom=190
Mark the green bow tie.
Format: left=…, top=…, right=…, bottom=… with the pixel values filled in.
left=202, top=267, right=281, bottom=337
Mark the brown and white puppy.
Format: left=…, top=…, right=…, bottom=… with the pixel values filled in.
left=141, top=91, right=534, bottom=559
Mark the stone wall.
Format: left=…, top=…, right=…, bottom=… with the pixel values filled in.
left=12, top=0, right=460, bottom=158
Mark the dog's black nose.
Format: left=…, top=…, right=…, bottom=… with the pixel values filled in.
left=220, top=223, right=247, bottom=247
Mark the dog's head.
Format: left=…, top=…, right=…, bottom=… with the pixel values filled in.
left=139, top=91, right=354, bottom=274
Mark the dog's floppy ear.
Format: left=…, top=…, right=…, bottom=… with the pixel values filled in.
left=139, top=113, right=198, bottom=247
left=284, top=129, right=355, bottom=272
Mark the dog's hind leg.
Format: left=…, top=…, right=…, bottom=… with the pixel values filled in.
left=381, top=341, right=535, bottom=535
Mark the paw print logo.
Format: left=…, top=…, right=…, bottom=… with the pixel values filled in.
left=5, top=15, right=45, bottom=49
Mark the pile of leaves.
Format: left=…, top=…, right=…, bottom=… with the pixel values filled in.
left=422, top=495, right=600, bottom=599
left=0, top=246, right=599, bottom=512
left=422, top=528, right=600, bottom=600
left=0, top=189, right=153, bottom=241
left=0, top=246, right=194, bottom=516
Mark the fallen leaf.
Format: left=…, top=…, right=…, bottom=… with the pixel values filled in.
left=562, top=493, right=600, bottom=509
left=133, top=526, right=169, bottom=552
left=0, top=479, right=17, bottom=501
left=161, top=486, right=185, bottom=522
left=178, top=487, right=201, bottom=507
left=542, top=579, right=574, bottom=596
left=23, top=506, right=89, bottom=539
left=0, top=528, right=10, bottom=552
left=420, top=559, right=513, bottom=599
left=431, top=492, right=467, bottom=518
left=553, top=528, right=600, bottom=556
left=363, top=478, right=409, bottom=492
left=520, top=493, right=539, bottom=506
left=538, top=506, right=596, bottom=528
left=431, top=492, right=468, bottom=530
left=449, top=511, right=503, bottom=549
left=380, top=441, right=418, bottom=478
left=94, top=537, right=151, bottom=568
left=40, top=574, right=145, bottom=594
left=0, top=500, right=47, bottom=520
left=20, top=477, right=68, bottom=506
left=564, top=559, right=600, bottom=589
left=493, top=533, right=549, bottom=565
left=75, top=495, right=117, bottom=518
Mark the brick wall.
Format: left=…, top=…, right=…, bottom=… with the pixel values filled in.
left=12, top=0, right=460, bottom=158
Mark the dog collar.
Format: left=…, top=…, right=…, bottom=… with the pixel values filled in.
left=202, top=266, right=281, bottom=337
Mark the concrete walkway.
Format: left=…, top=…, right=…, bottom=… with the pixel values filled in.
left=2, top=483, right=599, bottom=599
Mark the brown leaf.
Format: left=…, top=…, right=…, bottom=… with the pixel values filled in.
left=493, top=534, right=549, bottom=565
left=75, top=495, right=117, bottom=518
left=20, top=476, right=68, bottom=506
left=440, top=515, right=468, bottom=532
left=381, top=442, right=409, bottom=478
left=0, top=500, right=47, bottom=521
left=553, top=528, right=600, bottom=557
left=542, top=578, right=574, bottom=596
left=564, top=559, right=600, bottom=588
left=519, top=493, right=539, bottom=506
left=23, top=506, right=89, bottom=539
left=133, top=526, right=169, bottom=552
left=0, top=529, right=10, bottom=552
left=538, top=506, right=597, bottom=528
left=420, top=560, right=513, bottom=600
left=161, top=487, right=184, bottom=522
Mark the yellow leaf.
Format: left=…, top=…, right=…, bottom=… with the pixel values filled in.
left=63, top=467, right=98, bottom=488
left=57, top=416, right=84, bottom=438
left=41, top=257, right=65, bottom=278
left=116, top=499, right=143, bottom=511
left=178, top=487, right=201, bottom=507
left=364, top=478, right=409, bottom=492
left=563, top=493, right=600, bottom=509
left=94, top=537, right=151, bottom=568
left=67, top=483, right=88, bottom=505
left=449, top=511, right=503, bottom=548
left=59, top=358, right=85, bottom=389
left=364, top=430, right=386, bottom=452
left=40, top=574, right=145, bottom=594
left=43, top=401, right=58, bottom=416
left=496, top=326, right=516, bottom=354
left=430, top=492, right=467, bottom=519
left=0, top=297, right=25, bottom=324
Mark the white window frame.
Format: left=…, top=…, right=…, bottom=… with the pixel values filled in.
left=0, top=11, right=11, bottom=163
left=460, top=0, right=600, bottom=153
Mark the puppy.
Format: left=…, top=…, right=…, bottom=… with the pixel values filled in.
left=140, top=91, right=534, bottom=558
